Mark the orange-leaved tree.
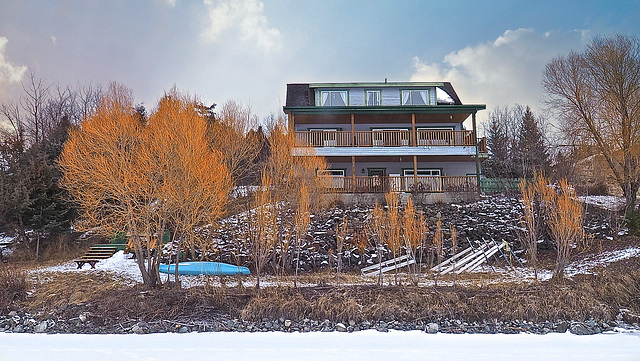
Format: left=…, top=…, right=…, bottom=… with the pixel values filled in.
left=59, top=84, right=231, bottom=288
left=58, top=83, right=163, bottom=286
left=145, top=90, right=231, bottom=287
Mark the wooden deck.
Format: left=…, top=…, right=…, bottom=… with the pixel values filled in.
left=321, top=175, right=477, bottom=193
left=295, top=130, right=487, bottom=153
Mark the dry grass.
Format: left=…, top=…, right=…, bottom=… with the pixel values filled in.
left=0, top=266, right=29, bottom=311
left=16, top=242, right=640, bottom=326
left=26, top=271, right=128, bottom=311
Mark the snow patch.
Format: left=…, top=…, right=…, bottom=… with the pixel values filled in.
left=580, top=196, right=626, bottom=211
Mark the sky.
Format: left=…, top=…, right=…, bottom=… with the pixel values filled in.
left=1, top=0, right=640, bottom=126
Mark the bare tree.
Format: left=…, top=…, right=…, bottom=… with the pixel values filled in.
left=335, top=215, right=348, bottom=284
left=384, top=192, right=402, bottom=285
left=519, top=177, right=540, bottom=280
left=244, top=173, right=278, bottom=290
left=368, top=203, right=386, bottom=285
left=543, top=34, right=640, bottom=216
left=293, top=184, right=310, bottom=288
left=208, top=100, right=261, bottom=186
left=20, top=71, right=51, bottom=145
left=403, top=197, right=421, bottom=285
left=537, top=177, right=585, bottom=280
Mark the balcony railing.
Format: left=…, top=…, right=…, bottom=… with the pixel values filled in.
left=320, top=175, right=478, bottom=193
left=296, top=130, right=487, bottom=152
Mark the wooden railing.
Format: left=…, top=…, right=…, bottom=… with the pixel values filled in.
left=296, top=130, right=487, bottom=152
left=321, top=175, right=478, bottom=193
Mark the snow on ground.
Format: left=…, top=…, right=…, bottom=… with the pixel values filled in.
left=35, top=251, right=143, bottom=285
left=1, top=329, right=639, bottom=361
left=32, top=245, right=640, bottom=289
left=565, top=247, right=640, bottom=276
left=580, top=195, right=626, bottom=211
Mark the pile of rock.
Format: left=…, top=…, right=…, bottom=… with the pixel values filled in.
left=2, top=309, right=636, bottom=336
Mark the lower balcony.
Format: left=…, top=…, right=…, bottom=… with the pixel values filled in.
left=320, top=175, right=478, bottom=193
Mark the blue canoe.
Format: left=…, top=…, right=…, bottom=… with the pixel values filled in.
left=159, top=262, right=250, bottom=276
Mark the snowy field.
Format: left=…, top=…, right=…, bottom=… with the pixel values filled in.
left=1, top=329, right=639, bottom=361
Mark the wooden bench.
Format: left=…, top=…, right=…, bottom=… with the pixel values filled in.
left=74, top=259, right=100, bottom=269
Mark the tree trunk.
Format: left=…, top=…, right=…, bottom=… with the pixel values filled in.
left=623, top=181, right=639, bottom=216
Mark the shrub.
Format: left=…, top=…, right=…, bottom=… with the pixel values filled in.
left=625, top=210, right=640, bottom=235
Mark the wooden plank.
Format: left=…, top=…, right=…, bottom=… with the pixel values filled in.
left=361, top=254, right=411, bottom=273
left=363, top=259, right=415, bottom=277
left=430, top=245, right=475, bottom=271
left=454, top=243, right=504, bottom=274
left=437, top=243, right=490, bottom=275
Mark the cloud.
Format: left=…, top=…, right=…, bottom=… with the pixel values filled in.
left=164, top=0, right=177, bottom=6
left=50, top=35, right=57, bottom=44
left=201, top=0, right=281, bottom=52
left=410, top=28, right=591, bottom=122
left=0, top=37, right=27, bottom=98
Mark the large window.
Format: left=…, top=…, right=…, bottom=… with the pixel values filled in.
left=403, top=169, right=441, bottom=177
left=309, top=128, right=338, bottom=146
left=417, top=127, right=454, bottom=145
left=320, top=91, right=348, bottom=106
left=403, top=168, right=442, bottom=192
left=401, top=90, right=430, bottom=105
left=366, top=90, right=381, bottom=106
left=319, top=169, right=345, bottom=189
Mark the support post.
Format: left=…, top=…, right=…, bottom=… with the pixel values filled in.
left=351, top=156, right=356, bottom=193
left=411, top=113, right=416, bottom=146
left=413, top=155, right=418, bottom=191
left=288, top=113, right=295, bottom=133
left=472, top=112, right=481, bottom=192
left=351, top=113, right=355, bottom=146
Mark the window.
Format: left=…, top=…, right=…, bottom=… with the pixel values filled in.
left=403, top=169, right=442, bottom=192
left=320, top=91, right=348, bottom=106
left=319, top=169, right=345, bottom=189
left=320, top=169, right=345, bottom=177
left=309, top=128, right=338, bottom=146
left=372, top=128, right=410, bottom=146
left=417, top=127, right=454, bottom=145
left=366, top=90, right=381, bottom=106
left=403, top=169, right=441, bottom=177
left=401, top=90, right=429, bottom=105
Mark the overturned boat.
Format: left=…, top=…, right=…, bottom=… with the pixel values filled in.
left=159, top=261, right=250, bottom=276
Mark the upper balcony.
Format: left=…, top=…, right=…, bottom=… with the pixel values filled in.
left=294, top=129, right=487, bottom=156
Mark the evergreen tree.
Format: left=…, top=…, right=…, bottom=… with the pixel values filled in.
left=515, top=107, right=550, bottom=178
left=0, top=118, right=74, bottom=259
left=484, top=116, right=515, bottom=178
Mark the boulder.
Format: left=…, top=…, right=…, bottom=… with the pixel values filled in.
left=426, top=322, right=439, bottom=334
left=569, top=322, right=597, bottom=335
left=34, top=321, right=48, bottom=333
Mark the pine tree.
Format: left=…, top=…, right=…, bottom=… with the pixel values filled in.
left=484, top=116, right=515, bottom=178
left=516, top=107, right=550, bottom=178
